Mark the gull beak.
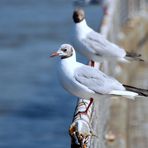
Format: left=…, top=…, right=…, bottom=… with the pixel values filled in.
left=50, top=52, right=59, bottom=58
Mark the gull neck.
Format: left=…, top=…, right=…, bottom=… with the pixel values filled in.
left=76, top=19, right=88, bottom=28
left=75, top=19, right=92, bottom=38
left=60, top=51, right=76, bottom=63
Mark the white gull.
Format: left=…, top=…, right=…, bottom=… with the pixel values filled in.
left=72, top=8, right=143, bottom=63
left=50, top=44, right=147, bottom=100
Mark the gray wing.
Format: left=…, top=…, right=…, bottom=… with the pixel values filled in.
left=81, top=31, right=126, bottom=57
left=74, top=65, right=125, bottom=94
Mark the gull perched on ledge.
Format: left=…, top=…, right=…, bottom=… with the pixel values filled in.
left=72, top=8, right=144, bottom=63
left=50, top=44, right=148, bottom=104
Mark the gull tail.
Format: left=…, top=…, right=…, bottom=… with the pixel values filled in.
left=125, top=52, right=144, bottom=62
left=123, top=84, right=148, bottom=97
left=109, top=90, right=138, bottom=100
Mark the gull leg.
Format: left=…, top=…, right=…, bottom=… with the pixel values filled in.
left=75, top=98, right=94, bottom=116
left=88, top=60, right=95, bottom=67
left=90, top=60, right=95, bottom=67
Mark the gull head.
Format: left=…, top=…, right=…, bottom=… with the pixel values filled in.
left=73, top=8, right=85, bottom=23
left=50, top=44, right=75, bottom=59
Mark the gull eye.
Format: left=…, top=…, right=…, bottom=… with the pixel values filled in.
left=63, top=48, right=67, bottom=52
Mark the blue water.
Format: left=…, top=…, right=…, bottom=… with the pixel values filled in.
left=0, top=1, right=103, bottom=147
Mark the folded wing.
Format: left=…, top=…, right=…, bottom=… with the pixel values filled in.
left=74, top=65, right=125, bottom=95
left=82, top=31, right=126, bottom=58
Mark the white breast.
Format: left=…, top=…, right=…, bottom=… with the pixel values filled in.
left=57, top=59, right=95, bottom=100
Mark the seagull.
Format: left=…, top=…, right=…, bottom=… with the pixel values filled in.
left=72, top=8, right=143, bottom=63
left=50, top=44, right=148, bottom=113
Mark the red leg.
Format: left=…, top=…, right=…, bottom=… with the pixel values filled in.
left=75, top=98, right=94, bottom=116
left=90, top=60, right=95, bottom=67
left=89, top=60, right=95, bottom=67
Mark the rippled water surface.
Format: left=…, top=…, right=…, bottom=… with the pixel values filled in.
left=0, top=0, right=103, bottom=147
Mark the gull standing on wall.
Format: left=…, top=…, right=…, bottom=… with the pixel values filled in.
left=72, top=8, right=143, bottom=63
left=50, top=44, right=148, bottom=110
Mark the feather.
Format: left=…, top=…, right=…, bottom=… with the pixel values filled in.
left=109, top=90, right=138, bottom=100
left=123, top=84, right=148, bottom=97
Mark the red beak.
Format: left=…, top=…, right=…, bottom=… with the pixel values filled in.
left=50, top=52, right=59, bottom=58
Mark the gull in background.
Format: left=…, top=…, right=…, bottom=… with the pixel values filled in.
left=72, top=8, right=144, bottom=63
left=50, top=44, right=148, bottom=113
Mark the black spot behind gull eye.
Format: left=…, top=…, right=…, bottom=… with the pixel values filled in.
left=63, top=48, right=67, bottom=52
